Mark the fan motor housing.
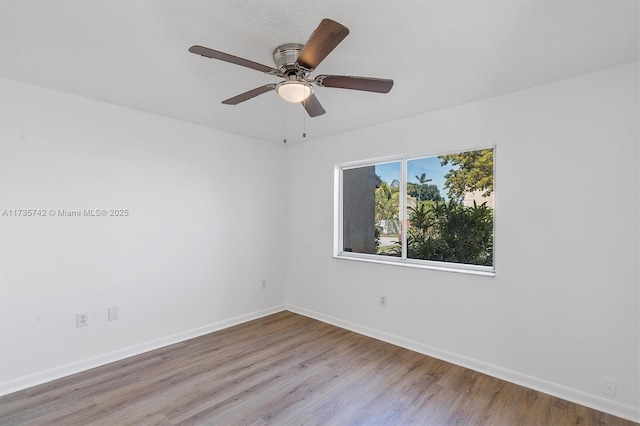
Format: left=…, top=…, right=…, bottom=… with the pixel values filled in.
left=272, top=43, right=305, bottom=74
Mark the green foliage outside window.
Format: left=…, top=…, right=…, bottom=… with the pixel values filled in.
left=407, top=200, right=493, bottom=266
left=372, top=148, right=494, bottom=267
left=439, top=149, right=494, bottom=200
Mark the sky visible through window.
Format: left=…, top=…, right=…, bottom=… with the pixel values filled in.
left=375, top=157, right=457, bottom=202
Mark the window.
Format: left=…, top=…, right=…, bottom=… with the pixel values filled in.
left=335, top=147, right=495, bottom=275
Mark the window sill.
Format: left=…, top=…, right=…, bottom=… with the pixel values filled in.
left=332, top=254, right=496, bottom=277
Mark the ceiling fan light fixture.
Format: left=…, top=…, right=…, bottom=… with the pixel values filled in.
left=276, top=80, right=313, bottom=103
left=190, top=19, right=393, bottom=117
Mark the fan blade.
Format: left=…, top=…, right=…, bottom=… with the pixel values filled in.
left=297, top=19, right=349, bottom=71
left=302, top=93, right=326, bottom=117
left=315, top=75, right=394, bottom=93
left=189, top=45, right=278, bottom=75
left=222, top=84, right=276, bottom=105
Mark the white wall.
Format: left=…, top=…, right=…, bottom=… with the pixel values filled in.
left=0, top=78, right=287, bottom=392
left=284, top=63, right=639, bottom=421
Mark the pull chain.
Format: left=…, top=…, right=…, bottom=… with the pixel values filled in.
left=283, top=106, right=287, bottom=144
left=302, top=99, right=307, bottom=138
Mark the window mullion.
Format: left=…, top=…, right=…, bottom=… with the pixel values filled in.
left=400, top=158, right=407, bottom=260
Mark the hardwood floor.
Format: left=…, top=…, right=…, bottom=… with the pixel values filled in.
left=0, top=311, right=636, bottom=425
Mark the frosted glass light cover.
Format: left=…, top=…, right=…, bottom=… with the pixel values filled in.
left=276, top=81, right=313, bottom=103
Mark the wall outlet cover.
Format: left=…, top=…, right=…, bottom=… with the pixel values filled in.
left=76, top=313, right=88, bottom=328
left=108, top=307, right=119, bottom=321
left=601, top=377, right=617, bottom=396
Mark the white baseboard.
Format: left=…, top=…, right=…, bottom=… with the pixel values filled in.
left=286, top=304, right=639, bottom=423
left=0, top=305, right=286, bottom=397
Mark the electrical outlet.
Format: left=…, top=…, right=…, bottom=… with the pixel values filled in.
left=602, top=377, right=617, bottom=396
left=261, top=280, right=267, bottom=290
left=108, top=307, right=119, bottom=321
left=76, top=312, right=88, bottom=328
left=380, top=295, right=387, bottom=307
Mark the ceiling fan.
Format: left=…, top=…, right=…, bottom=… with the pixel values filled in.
left=189, top=19, right=393, bottom=117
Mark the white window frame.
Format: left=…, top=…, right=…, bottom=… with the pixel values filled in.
left=333, top=146, right=496, bottom=276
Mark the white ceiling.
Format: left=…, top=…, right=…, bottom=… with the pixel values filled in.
left=1, top=1, right=638, bottom=144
